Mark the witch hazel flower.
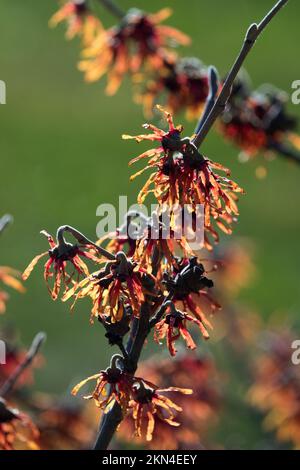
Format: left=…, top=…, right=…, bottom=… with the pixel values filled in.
left=22, top=227, right=104, bottom=300
left=49, top=0, right=103, bottom=45
left=123, top=105, right=244, bottom=250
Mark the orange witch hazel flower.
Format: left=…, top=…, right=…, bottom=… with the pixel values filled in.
left=98, top=210, right=195, bottom=273
left=162, top=257, right=219, bottom=339
left=79, top=8, right=190, bottom=95
left=22, top=229, right=102, bottom=300
left=63, top=251, right=154, bottom=321
left=72, top=364, right=136, bottom=414
left=72, top=363, right=192, bottom=442
left=220, top=76, right=300, bottom=164
left=137, top=57, right=209, bottom=119
left=154, top=302, right=208, bottom=357
left=0, top=267, right=25, bottom=314
left=118, top=355, right=219, bottom=449
left=123, top=106, right=244, bottom=250
left=248, top=329, right=300, bottom=449
left=49, top=0, right=103, bottom=45
left=134, top=209, right=197, bottom=271
left=128, top=380, right=192, bottom=441
left=0, top=398, right=39, bottom=450
left=36, top=398, right=97, bottom=450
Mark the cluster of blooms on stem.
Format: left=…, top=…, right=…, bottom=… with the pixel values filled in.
left=50, top=1, right=300, bottom=170
left=0, top=398, right=39, bottom=450
left=118, top=354, right=219, bottom=449
left=49, top=0, right=103, bottom=45
left=123, top=106, right=244, bottom=250
left=62, top=250, right=153, bottom=321
left=154, top=302, right=210, bottom=356
left=136, top=56, right=209, bottom=119
left=72, top=358, right=192, bottom=441
left=22, top=228, right=103, bottom=300
left=219, top=74, right=300, bottom=166
left=248, top=329, right=300, bottom=449
left=51, top=2, right=190, bottom=96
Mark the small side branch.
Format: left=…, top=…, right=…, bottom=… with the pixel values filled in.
left=269, top=141, right=300, bottom=164
left=97, top=0, right=125, bottom=19
left=193, top=0, right=289, bottom=149
left=0, top=214, right=13, bottom=235
left=195, top=66, right=219, bottom=135
left=0, top=332, right=46, bottom=397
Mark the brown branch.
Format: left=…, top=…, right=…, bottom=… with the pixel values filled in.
left=194, top=66, right=219, bottom=136
left=93, top=302, right=151, bottom=450
left=193, top=0, right=289, bottom=149
left=97, top=0, right=125, bottom=19
left=0, top=332, right=46, bottom=397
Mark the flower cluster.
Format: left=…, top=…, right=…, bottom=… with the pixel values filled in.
left=22, top=229, right=103, bottom=300
left=0, top=398, right=39, bottom=450
left=161, top=257, right=219, bottom=345
left=124, top=106, right=244, bottom=250
left=51, top=2, right=190, bottom=96
left=118, top=354, right=219, bottom=449
left=220, top=76, right=300, bottom=164
left=62, top=251, right=153, bottom=321
left=36, top=398, right=97, bottom=450
left=154, top=303, right=209, bottom=357
left=50, top=2, right=300, bottom=172
left=73, top=364, right=192, bottom=441
left=136, top=57, right=209, bottom=119
left=248, top=329, right=300, bottom=449
left=0, top=266, right=25, bottom=314
left=19, top=0, right=296, bottom=451
left=49, top=0, right=103, bottom=45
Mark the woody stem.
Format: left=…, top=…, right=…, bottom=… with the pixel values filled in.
left=193, top=0, right=289, bottom=149
left=194, top=66, right=219, bottom=135
left=93, top=302, right=151, bottom=450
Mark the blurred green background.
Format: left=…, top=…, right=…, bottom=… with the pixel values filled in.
left=0, top=0, right=300, bottom=449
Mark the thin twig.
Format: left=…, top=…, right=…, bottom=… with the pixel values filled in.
left=0, top=215, right=13, bottom=235
left=193, top=0, right=289, bottom=149
left=194, top=67, right=219, bottom=135
left=269, top=141, right=300, bottom=164
left=0, top=332, right=46, bottom=397
left=97, top=0, right=125, bottom=19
